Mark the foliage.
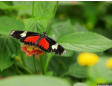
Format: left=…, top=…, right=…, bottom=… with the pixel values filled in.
left=0, top=76, right=70, bottom=86
left=59, top=32, right=112, bottom=52
left=0, top=1, right=112, bottom=86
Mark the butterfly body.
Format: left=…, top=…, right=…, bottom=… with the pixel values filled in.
left=10, top=31, right=65, bottom=55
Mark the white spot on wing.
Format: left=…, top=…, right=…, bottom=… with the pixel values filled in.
left=20, top=31, right=27, bottom=37
left=10, top=31, right=15, bottom=35
left=52, top=43, right=58, bottom=50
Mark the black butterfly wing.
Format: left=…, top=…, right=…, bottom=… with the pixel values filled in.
left=46, top=37, right=65, bottom=55
left=10, top=30, right=65, bottom=55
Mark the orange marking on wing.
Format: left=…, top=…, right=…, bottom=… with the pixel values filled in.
left=24, top=36, right=49, bottom=50
left=38, top=38, right=49, bottom=50
left=24, top=36, right=40, bottom=43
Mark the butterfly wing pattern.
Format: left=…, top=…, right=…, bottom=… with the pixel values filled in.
left=10, top=30, right=66, bottom=55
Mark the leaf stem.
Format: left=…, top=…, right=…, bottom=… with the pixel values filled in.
left=40, top=55, right=45, bottom=74
left=44, top=53, right=52, bottom=74
left=32, top=55, right=38, bottom=73
left=21, top=54, right=26, bottom=67
left=21, top=65, right=33, bottom=74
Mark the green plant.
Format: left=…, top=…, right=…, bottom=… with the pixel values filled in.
left=0, top=1, right=112, bottom=86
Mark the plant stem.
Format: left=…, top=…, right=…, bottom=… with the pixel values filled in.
left=44, top=53, right=52, bottom=74
left=21, top=54, right=26, bottom=67
left=21, top=65, right=33, bottom=74
left=33, top=55, right=38, bottom=73
left=40, top=55, right=45, bottom=74
left=15, top=64, right=23, bottom=75
left=40, top=53, right=53, bottom=75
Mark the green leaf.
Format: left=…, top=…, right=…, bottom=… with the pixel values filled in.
left=13, top=1, right=32, bottom=15
left=88, top=57, right=112, bottom=83
left=0, top=76, right=70, bottom=86
left=59, top=32, right=112, bottom=52
left=21, top=55, right=40, bottom=73
left=49, top=20, right=75, bottom=40
left=49, top=56, right=75, bottom=76
left=24, top=2, right=58, bottom=33
left=0, top=16, right=25, bottom=35
left=33, top=2, right=57, bottom=20
left=24, top=18, right=45, bottom=33
left=86, top=80, right=97, bottom=86
left=68, top=63, right=87, bottom=78
left=73, top=23, right=88, bottom=32
left=0, top=16, right=24, bottom=71
left=73, top=83, right=88, bottom=86
left=0, top=55, right=12, bottom=71
left=0, top=2, right=11, bottom=10
left=0, top=35, right=20, bottom=71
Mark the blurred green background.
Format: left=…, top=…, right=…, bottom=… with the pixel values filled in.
left=0, top=1, right=112, bottom=86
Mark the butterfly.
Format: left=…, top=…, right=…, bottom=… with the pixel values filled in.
left=10, top=30, right=66, bottom=55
